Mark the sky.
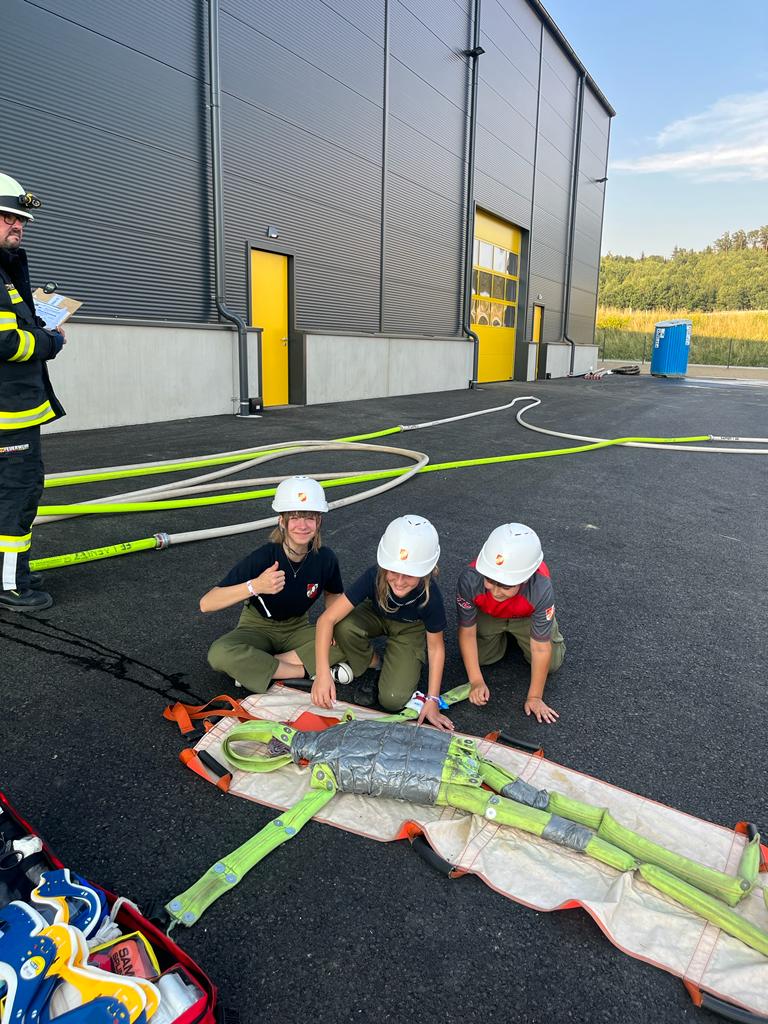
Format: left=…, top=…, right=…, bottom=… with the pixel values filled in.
left=542, top=0, right=768, bottom=257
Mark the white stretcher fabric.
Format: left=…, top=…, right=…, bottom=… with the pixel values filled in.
left=194, top=686, right=768, bottom=1015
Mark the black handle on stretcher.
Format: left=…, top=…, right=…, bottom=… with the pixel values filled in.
left=410, top=835, right=456, bottom=877
left=699, top=991, right=768, bottom=1023
left=496, top=733, right=543, bottom=754
left=197, top=750, right=232, bottom=780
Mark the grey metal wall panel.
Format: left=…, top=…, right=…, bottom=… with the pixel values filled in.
left=533, top=206, right=570, bottom=251
left=389, top=65, right=467, bottom=157
left=475, top=125, right=534, bottom=204
left=536, top=98, right=577, bottom=163
left=388, top=121, right=468, bottom=202
left=319, top=0, right=388, bottom=40
left=496, top=0, right=543, bottom=52
left=530, top=240, right=567, bottom=284
left=568, top=312, right=596, bottom=347
left=7, top=0, right=210, bottom=321
left=225, top=0, right=385, bottom=103
left=567, top=85, right=609, bottom=343
left=382, top=2, right=467, bottom=334
left=526, top=25, right=582, bottom=348
left=477, top=81, right=537, bottom=157
left=482, top=0, right=541, bottom=92
left=8, top=0, right=610, bottom=357
left=219, top=3, right=385, bottom=329
left=390, top=0, right=469, bottom=108
left=474, top=172, right=533, bottom=233
left=33, top=0, right=205, bottom=72
left=541, top=24, right=578, bottom=96
left=220, top=13, right=383, bottom=165
left=535, top=136, right=575, bottom=199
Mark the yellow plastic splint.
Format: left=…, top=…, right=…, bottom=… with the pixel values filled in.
left=41, top=924, right=160, bottom=1023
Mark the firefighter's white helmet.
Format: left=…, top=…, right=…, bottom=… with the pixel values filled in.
left=475, top=523, right=543, bottom=585
left=0, top=173, right=40, bottom=222
left=377, top=515, right=440, bottom=576
left=271, top=476, right=329, bottom=513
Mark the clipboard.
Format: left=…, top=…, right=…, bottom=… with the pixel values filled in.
left=32, top=289, right=83, bottom=330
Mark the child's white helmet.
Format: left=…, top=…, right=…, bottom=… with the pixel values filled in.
left=377, top=515, right=440, bottom=576
left=271, top=476, right=329, bottom=513
left=475, top=524, right=543, bottom=585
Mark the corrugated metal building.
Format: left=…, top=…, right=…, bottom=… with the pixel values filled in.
left=8, top=0, right=612, bottom=432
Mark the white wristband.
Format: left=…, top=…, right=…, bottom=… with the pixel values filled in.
left=246, top=580, right=257, bottom=598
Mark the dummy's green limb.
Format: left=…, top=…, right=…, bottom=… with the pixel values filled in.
left=438, top=783, right=637, bottom=873
left=738, top=832, right=762, bottom=887
left=639, top=864, right=768, bottom=958
left=165, top=762, right=337, bottom=928
left=478, top=761, right=605, bottom=830
left=477, top=760, right=752, bottom=904
left=377, top=684, right=472, bottom=723
left=598, top=813, right=751, bottom=906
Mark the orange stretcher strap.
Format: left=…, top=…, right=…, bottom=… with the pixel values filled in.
left=163, top=695, right=262, bottom=735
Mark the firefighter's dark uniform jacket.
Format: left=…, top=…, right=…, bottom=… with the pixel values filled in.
left=0, top=245, right=64, bottom=588
left=0, top=246, right=65, bottom=430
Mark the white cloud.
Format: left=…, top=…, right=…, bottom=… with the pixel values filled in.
left=611, top=91, right=768, bottom=181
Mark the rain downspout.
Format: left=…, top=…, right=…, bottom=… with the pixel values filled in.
left=461, top=0, right=484, bottom=388
left=563, top=71, right=585, bottom=375
left=208, top=0, right=251, bottom=417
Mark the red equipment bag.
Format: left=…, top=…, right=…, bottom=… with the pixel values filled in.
left=0, top=789, right=220, bottom=1024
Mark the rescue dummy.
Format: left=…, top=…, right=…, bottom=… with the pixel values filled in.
left=164, top=698, right=767, bottom=969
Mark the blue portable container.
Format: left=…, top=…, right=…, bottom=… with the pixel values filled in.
left=650, top=319, right=692, bottom=377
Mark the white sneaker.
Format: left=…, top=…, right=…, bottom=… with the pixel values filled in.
left=330, top=662, right=354, bottom=685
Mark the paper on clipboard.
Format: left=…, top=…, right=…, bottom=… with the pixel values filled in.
left=32, top=289, right=83, bottom=330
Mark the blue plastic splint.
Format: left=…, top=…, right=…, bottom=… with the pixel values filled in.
left=0, top=901, right=59, bottom=1024
left=32, top=869, right=106, bottom=937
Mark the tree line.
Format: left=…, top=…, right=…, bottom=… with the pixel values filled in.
left=600, top=224, right=768, bottom=311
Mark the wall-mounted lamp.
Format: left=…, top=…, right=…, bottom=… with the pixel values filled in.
left=536, top=293, right=543, bottom=301
left=266, top=225, right=280, bottom=239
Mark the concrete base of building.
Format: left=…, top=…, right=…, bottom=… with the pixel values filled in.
left=43, top=322, right=261, bottom=434
left=539, top=343, right=599, bottom=379
left=42, top=323, right=476, bottom=432
left=303, top=333, right=474, bottom=405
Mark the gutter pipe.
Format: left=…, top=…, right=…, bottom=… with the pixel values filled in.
left=562, top=72, right=585, bottom=375
left=208, top=0, right=251, bottom=417
left=461, top=0, right=484, bottom=388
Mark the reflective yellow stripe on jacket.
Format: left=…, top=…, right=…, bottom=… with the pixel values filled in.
left=0, top=310, right=36, bottom=361
left=5, top=286, right=23, bottom=304
left=0, top=401, right=54, bottom=430
left=0, top=532, right=32, bottom=553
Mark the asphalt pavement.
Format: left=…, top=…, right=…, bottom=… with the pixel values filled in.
left=2, top=374, right=767, bottom=1024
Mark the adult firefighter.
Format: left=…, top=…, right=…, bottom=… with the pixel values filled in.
left=0, top=172, right=66, bottom=611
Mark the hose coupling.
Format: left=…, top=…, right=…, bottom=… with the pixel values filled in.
left=154, top=532, right=171, bottom=550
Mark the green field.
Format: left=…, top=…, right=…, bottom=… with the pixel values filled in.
left=596, top=307, right=768, bottom=367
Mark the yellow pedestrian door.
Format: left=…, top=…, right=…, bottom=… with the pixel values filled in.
left=250, top=250, right=288, bottom=406
left=532, top=303, right=543, bottom=378
left=470, top=209, right=521, bottom=382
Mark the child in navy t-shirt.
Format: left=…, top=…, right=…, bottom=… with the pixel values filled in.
left=312, top=515, right=453, bottom=730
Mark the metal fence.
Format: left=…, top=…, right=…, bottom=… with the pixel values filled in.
left=597, top=330, right=768, bottom=368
